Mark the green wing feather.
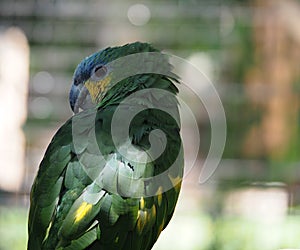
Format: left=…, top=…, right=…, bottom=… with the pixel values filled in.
left=28, top=68, right=183, bottom=250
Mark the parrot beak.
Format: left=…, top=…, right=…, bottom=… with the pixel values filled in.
left=69, top=71, right=112, bottom=114
left=69, top=83, right=93, bottom=114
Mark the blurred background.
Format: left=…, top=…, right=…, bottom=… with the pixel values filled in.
left=1, top=0, right=300, bottom=249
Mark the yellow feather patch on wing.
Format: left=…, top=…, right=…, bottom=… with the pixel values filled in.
left=139, top=197, right=145, bottom=210
left=168, top=174, right=182, bottom=193
left=136, top=210, right=148, bottom=234
left=157, top=218, right=165, bottom=237
left=74, top=202, right=93, bottom=223
left=151, top=204, right=156, bottom=219
left=136, top=203, right=157, bottom=235
left=156, top=186, right=163, bottom=206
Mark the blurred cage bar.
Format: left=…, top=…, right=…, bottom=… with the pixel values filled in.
left=1, top=0, right=300, bottom=249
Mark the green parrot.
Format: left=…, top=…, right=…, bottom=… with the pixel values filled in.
left=28, top=42, right=183, bottom=250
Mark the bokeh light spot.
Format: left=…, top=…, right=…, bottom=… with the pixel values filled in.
left=30, top=97, right=53, bottom=119
left=32, top=71, right=54, bottom=94
left=127, top=4, right=151, bottom=26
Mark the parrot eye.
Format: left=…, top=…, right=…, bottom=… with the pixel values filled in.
left=92, top=65, right=107, bottom=80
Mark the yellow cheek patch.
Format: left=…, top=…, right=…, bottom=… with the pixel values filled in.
left=85, top=75, right=112, bottom=103
left=74, top=202, right=93, bottom=223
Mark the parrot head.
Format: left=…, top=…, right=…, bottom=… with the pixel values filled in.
left=69, top=42, right=159, bottom=113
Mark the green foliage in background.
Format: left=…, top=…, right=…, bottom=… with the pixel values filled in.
left=207, top=216, right=300, bottom=250
left=1, top=206, right=300, bottom=250
left=0, top=207, right=28, bottom=250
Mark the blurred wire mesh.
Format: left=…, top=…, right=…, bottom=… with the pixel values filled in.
left=0, top=0, right=300, bottom=249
